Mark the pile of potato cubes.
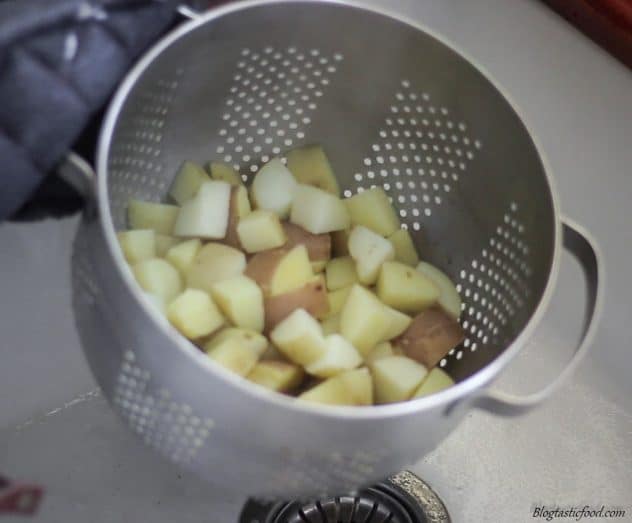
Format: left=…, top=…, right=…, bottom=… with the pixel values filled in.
left=117, top=144, right=465, bottom=406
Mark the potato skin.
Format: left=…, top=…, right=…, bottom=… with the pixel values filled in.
left=282, top=222, right=331, bottom=263
left=244, top=248, right=288, bottom=293
left=393, top=307, right=465, bottom=368
left=264, top=278, right=329, bottom=333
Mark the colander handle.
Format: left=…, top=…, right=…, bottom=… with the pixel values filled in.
left=470, top=218, right=604, bottom=417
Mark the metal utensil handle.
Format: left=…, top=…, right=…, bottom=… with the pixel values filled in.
left=472, top=217, right=604, bottom=417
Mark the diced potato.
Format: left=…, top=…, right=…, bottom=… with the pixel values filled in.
left=380, top=305, right=412, bottom=341
left=311, top=261, right=327, bottom=273
left=412, top=368, right=455, bottom=399
left=286, top=144, right=340, bottom=196
left=185, top=242, right=246, bottom=293
left=133, top=258, right=182, bottom=302
left=305, top=334, right=363, bottom=378
left=270, top=309, right=327, bottom=367
left=155, top=234, right=180, bottom=257
left=376, top=261, right=439, bottom=313
left=320, top=314, right=341, bottom=336
left=248, top=361, right=304, bottom=392
left=165, top=238, right=201, bottom=274
left=393, top=307, right=465, bottom=368
left=167, top=289, right=224, bottom=339
left=327, top=285, right=353, bottom=317
left=237, top=210, right=287, bottom=253
left=128, top=199, right=179, bottom=234
left=264, top=276, right=329, bottom=333
left=251, top=158, right=297, bottom=218
left=211, top=276, right=264, bottom=332
left=204, top=327, right=268, bottom=357
left=331, top=229, right=350, bottom=257
left=290, top=185, right=350, bottom=234
left=207, top=162, right=242, bottom=186
left=298, top=368, right=372, bottom=406
left=245, top=245, right=313, bottom=296
left=366, top=341, right=394, bottom=363
left=206, top=338, right=259, bottom=377
left=173, top=181, right=231, bottom=239
left=283, top=222, right=331, bottom=265
left=389, top=229, right=420, bottom=267
left=325, top=256, right=358, bottom=291
left=169, top=161, right=210, bottom=204
left=371, top=356, right=427, bottom=404
left=416, top=262, right=462, bottom=319
left=348, top=226, right=395, bottom=285
left=345, top=187, right=400, bottom=237
left=340, top=285, right=392, bottom=356
left=117, top=229, right=156, bottom=264
left=224, top=185, right=251, bottom=249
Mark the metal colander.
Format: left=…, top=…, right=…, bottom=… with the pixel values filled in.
left=69, top=0, right=602, bottom=498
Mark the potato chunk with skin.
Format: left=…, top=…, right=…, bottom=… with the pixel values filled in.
left=376, top=261, right=440, bottom=313
left=416, top=262, right=462, bottom=319
left=305, top=334, right=363, bottom=378
left=166, top=238, right=201, bottom=274
left=389, top=229, right=420, bottom=267
left=245, top=245, right=313, bottom=296
left=133, top=258, right=182, bottom=302
left=237, top=210, right=287, bottom=253
left=206, top=338, right=259, bottom=377
left=331, top=229, right=350, bottom=257
left=174, top=181, right=231, bottom=239
left=204, top=327, right=268, bottom=357
left=348, top=226, right=395, bottom=285
left=207, top=162, right=242, bottom=186
left=326, top=285, right=353, bottom=318
left=298, top=367, right=372, bottom=406
left=345, top=187, right=400, bottom=237
left=185, top=243, right=246, bottom=294
left=224, top=185, right=251, bottom=249
left=371, top=356, right=428, bottom=404
left=325, top=256, right=358, bottom=291
left=167, top=289, right=224, bottom=339
left=394, top=307, right=465, bottom=368
left=380, top=306, right=412, bottom=342
left=117, top=229, right=155, bottom=264
left=270, top=309, right=327, bottom=367
left=286, top=144, right=341, bottom=196
left=290, top=184, right=350, bottom=234
left=251, top=158, right=297, bottom=218
left=412, top=368, right=455, bottom=398
left=128, top=200, right=179, bottom=234
left=169, top=161, right=210, bottom=204
left=211, top=276, right=265, bottom=332
left=264, top=276, right=329, bottom=333
left=248, top=360, right=304, bottom=392
left=282, top=222, right=331, bottom=265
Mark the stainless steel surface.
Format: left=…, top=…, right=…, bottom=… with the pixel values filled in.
left=1, top=0, right=630, bottom=520
left=68, top=0, right=602, bottom=497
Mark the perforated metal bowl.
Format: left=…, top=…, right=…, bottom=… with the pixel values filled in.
left=67, top=0, right=603, bottom=498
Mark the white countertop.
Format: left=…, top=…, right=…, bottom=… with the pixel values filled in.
left=1, top=1, right=631, bottom=521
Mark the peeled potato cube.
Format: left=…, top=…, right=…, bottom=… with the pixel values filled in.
left=133, top=258, right=182, bottom=302
left=166, top=238, right=201, bottom=274
left=331, top=229, right=350, bottom=257
left=155, top=234, right=181, bottom=257
left=298, top=367, right=372, bottom=406
left=320, top=314, right=341, bottom=336
left=204, top=327, right=268, bottom=357
left=251, top=158, right=297, bottom=218
left=327, top=285, right=352, bottom=317
left=394, top=307, right=465, bottom=368
left=283, top=222, right=331, bottom=265
left=389, top=229, right=420, bottom=267
left=366, top=341, right=394, bottom=363
left=380, top=305, right=412, bottom=341
left=211, top=276, right=264, bottom=332
left=128, top=199, right=179, bottom=234
left=270, top=309, right=327, bottom=367
left=340, top=285, right=392, bottom=356
left=206, top=338, right=258, bottom=377
left=174, top=181, right=231, bottom=239
left=376, top=261, right=440, bottom=313
left=167, top=289, right=224, bottom=339
left=117, top=229, right=156, bottom=264
left=186, top=242, right=246, bottom=293
left=305, top=334, right=363, bottom=378
left=264, top=276, right=329, bottom=333
left=237, top=210, right=287, bottom=253
left=248, top=360, right=304, bottom=392
left=348, top=225, right=395, bottom=285
left=286, top=144, right=340, bottom=196
left=345, top=187, right=400, bottom=237
left=207, top=162, right=242, bottom=186
left=246, top=245, right=313, bottom=297
left=371, top=356, right=427, bottom=404
left=325, top=256, right=358, bottom=291
left=413, top=368, right=455, bottom=398
left=224, top=185, right=252, bottom=249
left=169, top=161, right=210, bottom=204
left=416, top=262, right=462, bottom=319
left=290, top=184, right=350, bottom=234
